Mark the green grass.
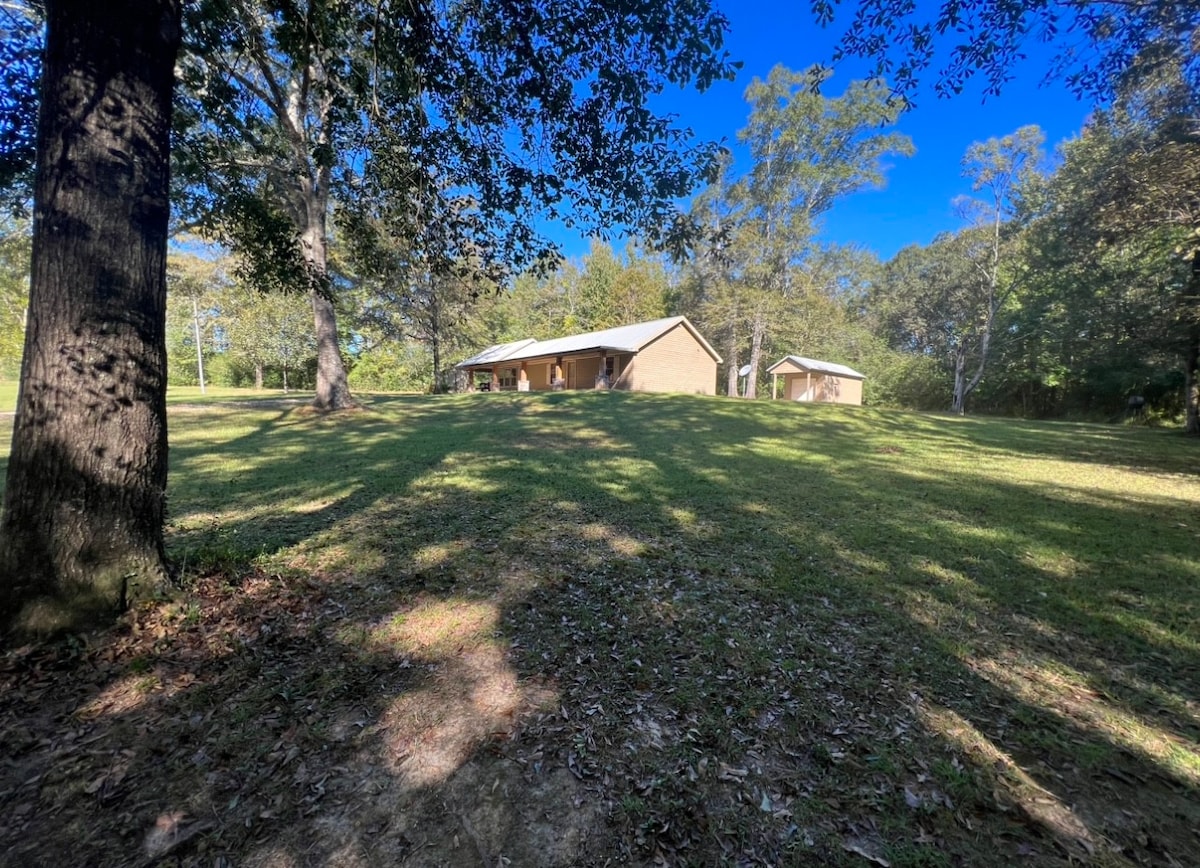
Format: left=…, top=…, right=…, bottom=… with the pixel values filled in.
left=166, top=384, right=314, bottom=404
left=2, top=390, right=1197, bottom=866
left=0, top=381, right=322, bottom=412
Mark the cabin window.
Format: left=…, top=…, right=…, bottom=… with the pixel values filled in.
left=498, top=367, right=518, bottom=388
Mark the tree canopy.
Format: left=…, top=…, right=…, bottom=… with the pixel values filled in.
left=169, top=0, right=739, bottom=409
left=812, top=0, right=1200, bottom=102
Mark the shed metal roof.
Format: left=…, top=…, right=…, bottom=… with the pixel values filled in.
left=766, top=355, right=866, bottom=380
left=457, top=316, right=722, bottom=368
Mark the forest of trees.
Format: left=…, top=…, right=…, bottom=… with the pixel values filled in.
left=0, top=0, right=1196, bottom=627
left=97, top=59, right=1196, bottom=428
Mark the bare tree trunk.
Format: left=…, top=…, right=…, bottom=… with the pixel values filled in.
left=954, top=210, right=1005, bottom=416
left=430, top=287, right=442, bottom=393
left=291, top=61, right=355, bottom=412
left=745, top=309, right=766, bottom=399
left=301, top=203, right=355, bottom=410
left=725, top=328, right=739, bottom=397
left=254, top=362, right=264, bottom=390
left=952, top=343, right=968, bottom=415
left=311, top=289, right=353, bottom=408
left=191, top=294, right=206, bottom=394
left=0, top=0, right=180, bottom=632
left=1185, top=252, right=1200, bottom=436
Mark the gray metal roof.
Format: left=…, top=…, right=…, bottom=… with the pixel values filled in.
left=457, top=316, right=722, bottom=367
left=456, top=338, right=537, bottom=368
left=766, top=355, right=866, bottom=380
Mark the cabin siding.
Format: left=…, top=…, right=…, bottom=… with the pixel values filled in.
left=620, top=323, right=718, bottom=395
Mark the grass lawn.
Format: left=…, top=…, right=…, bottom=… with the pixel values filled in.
left=0, top=381, right=328, bottom=413
left=0, top=391, right=1196, bottom=866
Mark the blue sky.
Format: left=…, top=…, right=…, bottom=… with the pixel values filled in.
left=555, top=2, right=1100, bottom=264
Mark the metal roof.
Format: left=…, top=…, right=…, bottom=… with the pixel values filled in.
left=456, top=338, right=537, bottom=368
left=457, top=316, right=722, bottom=367
left=766, top=355, right=866, bottom=380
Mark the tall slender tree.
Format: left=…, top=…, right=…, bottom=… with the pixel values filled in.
left=948, top=126, right=1045, bottom=413
left=692, top=65, right=911, bottom=397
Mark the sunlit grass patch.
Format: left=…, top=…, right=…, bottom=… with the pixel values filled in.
left=917, top=702, right=1100, bottom=859
left=971, top=652, right=1200, bottom=786
left=4, top=391, right=1197, bottom=866
left=369, top=599, right=500, bottom=658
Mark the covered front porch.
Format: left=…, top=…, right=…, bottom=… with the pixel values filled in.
left=465, top=349, right=630, bottom=393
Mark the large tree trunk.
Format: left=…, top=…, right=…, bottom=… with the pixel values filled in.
left=311, top=289, right=354, bottom=409
left=725, top=328, right=739, bottom=398
left=1184, top=252, right=1200, bottom=436
left=951, top=343, right=968, bottom=415
left=299, top=179, right=355, bottom=411
left=745, top=309, right=766, bottom=399
left=0, top=0, right=181, bottom=632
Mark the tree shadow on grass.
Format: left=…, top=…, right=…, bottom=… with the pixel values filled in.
left=1, top=391, right=1197, bottom=865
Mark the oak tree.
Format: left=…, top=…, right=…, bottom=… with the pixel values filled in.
left=0, top=0, right=182, bottom=631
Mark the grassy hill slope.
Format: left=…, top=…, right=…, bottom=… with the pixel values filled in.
left=2, top=392, right=1197, bottom=866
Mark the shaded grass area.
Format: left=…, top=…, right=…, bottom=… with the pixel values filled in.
left=1, top=392, right=1197, bottom=866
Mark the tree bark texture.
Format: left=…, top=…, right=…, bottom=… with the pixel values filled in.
left=725, top=329, right=739, bottom=398
left=952, top=343, right=968, bottom=415
left=299, top=187, right=354, bottom=411
left=310, top=290, right=354, bottom=409
left=745, top=309, right=766, bottom=400
left=0, top=0, right=181, bottom=631
left=1184, top=252, right=1200, bottom=436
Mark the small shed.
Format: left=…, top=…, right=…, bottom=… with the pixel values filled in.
left=766, top=356, right=865, bottom=405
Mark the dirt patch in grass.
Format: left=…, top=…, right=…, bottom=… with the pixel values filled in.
left=0, top=568, right=608, bottom=867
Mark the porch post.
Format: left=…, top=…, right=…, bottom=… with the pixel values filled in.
left=806, top=371, right=811, bottom=401
left=772, top=373, right=778, bottom=399
left=554, top=356, right=564, bottom=389
left=491, top=366, right=500, bottom=391
left=597, top=349, right=608, bottom=389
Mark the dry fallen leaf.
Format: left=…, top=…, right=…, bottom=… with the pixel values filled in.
left=142, top=811, right=212, bottom=859
left=843, top=835, right=891, bottom=867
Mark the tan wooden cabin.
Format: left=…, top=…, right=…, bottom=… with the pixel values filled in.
left=456, top=316, right=722, bottom=395
left=766, top=355, right=865, bottom=405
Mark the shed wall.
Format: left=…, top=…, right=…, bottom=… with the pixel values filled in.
left=785, top=373, right=862, bottom=405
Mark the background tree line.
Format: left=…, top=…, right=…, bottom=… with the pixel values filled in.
left=1, top=56, right=1194, bottom=425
